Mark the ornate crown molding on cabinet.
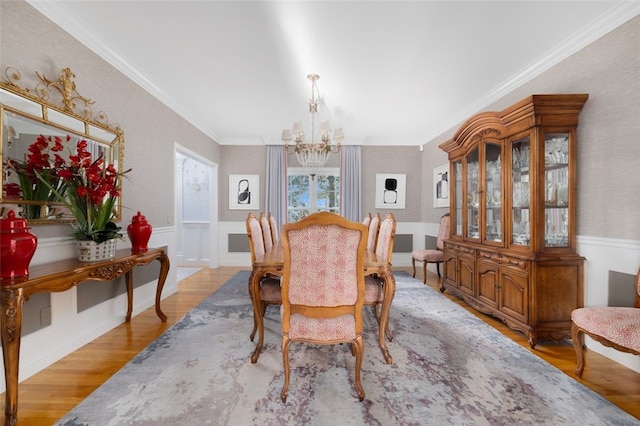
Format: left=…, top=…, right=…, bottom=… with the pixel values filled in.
left=439, top=94, right=588, bottom=348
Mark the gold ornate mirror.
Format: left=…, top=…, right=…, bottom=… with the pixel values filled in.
left=0, top=67, right=124, bottom=224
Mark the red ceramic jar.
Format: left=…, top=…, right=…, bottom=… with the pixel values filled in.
left=127, top=211, right=152, bottom=253
left=1, top=210, right=38, bottom=279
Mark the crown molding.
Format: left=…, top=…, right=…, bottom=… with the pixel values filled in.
left=441, top=2, right=640, bottom=136
left=26, top=0, right=222, bottom=144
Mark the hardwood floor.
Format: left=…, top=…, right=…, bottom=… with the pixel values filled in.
left=4, top=266, right=639, bottom=424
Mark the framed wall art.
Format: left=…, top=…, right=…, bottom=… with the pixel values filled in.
left=433, top=163, right=450, bottom=208
left=229, top=174, right=259, bottom=210
left=375, top=173, right=406, bottom=209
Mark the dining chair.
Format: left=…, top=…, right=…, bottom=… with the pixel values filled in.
left=367, top=212, right=381, bottom=252
left=571, top=267, right=640, bottom=378
left=411, top=213, right=450, bottom=283
left=259, top=212, right=274, bottom=251
left=246, top=213, right=281, bottom=341
left=364, top=213, right=396, bottom=341
left=268, top=212, right=279, bottom=245
left=362, top=213, right=371, bottom=227
left=279, top=211, right=367, bottom=402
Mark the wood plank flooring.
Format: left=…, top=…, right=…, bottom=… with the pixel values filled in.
left=3, top=266, right=639, bottom=424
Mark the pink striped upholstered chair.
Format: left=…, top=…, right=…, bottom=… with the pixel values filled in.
left=362, top=212, right=372, bottom=227
left=364, top=213, right=396, bottom=341
left=246, top=213, right=281, bottom=341
left=571, top=267, right=640, bottom=377
left=367, top=212, right=381, bottom=252
left=411, top=213, right=450, bottom=283
left=268, top=212, right=279, bottom=245
left=259, top=212, right=274, bottom=251
left=279, top=212, right=367, bottom=402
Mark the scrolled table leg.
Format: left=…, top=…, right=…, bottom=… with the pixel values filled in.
left=378, top=269, right=396, bottom=364
left=154, top=252, right=170, bottom=322
left=249, top=269, right=264, bottom=363
left=1, top=289, right=24, bottom=426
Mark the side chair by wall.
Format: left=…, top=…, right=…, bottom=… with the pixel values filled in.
left=364, top=213, right=396, bottom=341
left=571, top=267, right=640, bottom=378
left=246, top=213, right=281, bottom=341
left=279, top=212, right=368, bottom=402
left=411, top=213, right=450, bottom=283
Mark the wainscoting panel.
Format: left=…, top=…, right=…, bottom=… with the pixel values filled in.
left=0, top=227, right=178, bottom=393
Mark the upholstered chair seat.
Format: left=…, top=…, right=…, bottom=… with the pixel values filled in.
left=571, top=268, right=640, bottom=377
left=411, top=249, right=444, bottom=264
left=288, top=314, right=357, bottom=340
left=364, top=276, right=384, bottom=303
left=260, top=277, right=282, bottom=303
left=571, top=308, right=640, bottom=352
left=412, top=213, right=450, bottom=283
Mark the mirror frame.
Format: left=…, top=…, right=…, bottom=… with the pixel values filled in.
left=1, top=66, right=124, bottom=224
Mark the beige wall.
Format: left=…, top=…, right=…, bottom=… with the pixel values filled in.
left=423, top=14, right=640, bottom=240
left=361, top=146, right=422, bottom=222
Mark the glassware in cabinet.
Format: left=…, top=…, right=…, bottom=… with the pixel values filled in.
left=511, top=136, right=530, bottom=247
left=484, top=142, right=502, bottom=242
left=544, top=133, right=570, bottom=248
left=453, top=160, right=463, bottom=236
left=466, top=148, right=479, bottom=239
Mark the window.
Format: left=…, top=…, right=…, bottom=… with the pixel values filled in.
left=287, top=168, right=340, bottom=222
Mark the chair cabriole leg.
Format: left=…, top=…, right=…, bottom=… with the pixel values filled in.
left=571, top=323, right=586, bottom=378
left=280, top=337, right=291, bottom=402
left=354, top=336, right=365, bottom=401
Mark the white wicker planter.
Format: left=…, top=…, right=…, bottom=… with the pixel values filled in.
left=76, top=238, right=117, bottom=262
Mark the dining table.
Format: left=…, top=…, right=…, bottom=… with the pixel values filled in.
left=248, top=245, right=396, bottom=364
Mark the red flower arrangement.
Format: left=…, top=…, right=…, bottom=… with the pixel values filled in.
left=37, top=135, right=131, bottom=243
left=4, top=135, right=68, bottom=219
left=5, top=134, right=130, bottom=243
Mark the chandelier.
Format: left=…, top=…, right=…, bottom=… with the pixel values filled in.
left=281, top=74, right=343, bottom=168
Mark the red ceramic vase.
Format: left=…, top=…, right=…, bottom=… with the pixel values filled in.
left=127, top=211, right=152, bottom=253
left=1, top=210, right=38, bottom=279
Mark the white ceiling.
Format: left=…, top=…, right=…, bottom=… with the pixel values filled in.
left=28, top=1, right=640, bottom=147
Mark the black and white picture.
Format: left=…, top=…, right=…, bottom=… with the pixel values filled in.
left=229, top=174, right=259, bottom=210
left=375, top=174, right=406, bottom=209
left=434, top=164, right=450, bottom=208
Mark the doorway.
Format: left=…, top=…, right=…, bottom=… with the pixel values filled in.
left=174, top=146, right=218, bottom=268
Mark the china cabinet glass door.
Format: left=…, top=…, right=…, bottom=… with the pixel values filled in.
left=484, top=142, right=502, bottom=243
left=544, top=133, right=570, bottom=247
left=453, top=160, right=462, bottom=236
left=466, top=148, right=479, bottom=239
left=511, top=136, right=530, bottom=246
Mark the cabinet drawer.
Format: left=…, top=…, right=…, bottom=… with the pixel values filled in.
left=501, top=255, right=529, bottom=271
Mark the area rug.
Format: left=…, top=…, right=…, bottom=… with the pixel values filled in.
left=56, top=271, right=639, bottom=426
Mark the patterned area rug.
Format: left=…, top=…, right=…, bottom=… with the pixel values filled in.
left=57, top=271, right=639, bottom=425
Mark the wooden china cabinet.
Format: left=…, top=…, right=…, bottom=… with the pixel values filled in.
left=439, top=94, right=588, bottom=348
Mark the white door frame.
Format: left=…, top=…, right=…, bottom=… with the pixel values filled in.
left=174, top=143, right=219, bottom=268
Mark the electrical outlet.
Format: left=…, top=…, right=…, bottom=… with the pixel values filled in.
left=40, top=306, right=51, bottom=325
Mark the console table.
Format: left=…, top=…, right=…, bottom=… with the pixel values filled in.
left=0, top=247, right=170, bottom=426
